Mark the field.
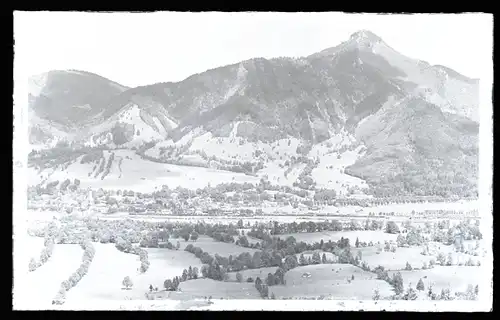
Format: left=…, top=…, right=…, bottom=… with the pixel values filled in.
left=426, top=241, right=485, bottom=262
left=172, top=278, right=261, bottom=300
left=278, top=230, right=399, bottom=245
left=178, top=235, right=259, bottom=256
left=14, top=243, right=83, bottom=309
left=352, top=246, right=434, bottom=271
left=16, top=196, right=486, bottom=309
left=65, top=243, right=140, bottom=301
left=388, top=266, right=482, bottom=293
left=33, top=149, right=260, bottom=192
left=66, top=244, right=202, bottom=301
left=150, top=278, right=262, bottom=300
left=269, top=264, right=394, bottom=300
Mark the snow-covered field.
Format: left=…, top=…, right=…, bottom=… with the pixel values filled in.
left=14, top=244, right=83, bottom=309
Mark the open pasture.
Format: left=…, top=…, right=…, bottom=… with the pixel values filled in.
left=14, top=243, right=83, bottom=309
left=352, top=246, right=434, bottom=271
left=178, top=235, right=259, bottom=256
left=388, top=266, right=482, bottom=293
left=169, top=278, right=261, bottom=300
left=270, top=264, right=393, bottom=300
left=65, top=243, right=140, bottom=301
left=66, top=244, right=203, bottom=301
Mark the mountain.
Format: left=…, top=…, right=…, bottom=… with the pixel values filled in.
left=27, top=30, right=479, bottom=197
left=28, top=70, right=131, bottom=144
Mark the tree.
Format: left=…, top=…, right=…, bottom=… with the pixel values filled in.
left=284, top=255, right=298, bottom=270
left=190, top=232, right=199, bottom=242
left=392, top=272, right=404, bottom=295
left=446, top=253, right=453, bottom=266
left=321, top=253, right=327, bottom=264
left=299, top=254, right=307, bottom=266
left=436, top=252, right=446, bottom=265
left=164, top=279, right=173, bottom=291
left=122, top=276, right=133, bottom=289
left=182, top=233, right=190, bottom=242
left=312, top=252, right=321, bottom=264
left=266, top=273, right=275, bottom=286
left=405, top=262, right=412, bottom=271
left=372, top=288, right=380, bottom=300
left=255, top=277, right=263, bottom=291
left=384, top=241, right=391, bottom=252
left=271, top=292, right=276, bottom=299
left=192, top=267, right=199, bottom=279
left=406, top=228, right=423, bottom=246
left=149, top=284, right=153, bottom=292
left=274, top=267, right=286, bottom=285
left=417, top=278, right=425, bottom=291
left=260, top=284, right=269, bottom=298
left=385, top=221, right=400, bottom=234
left=173, top=277, right=180, bottom=290
left=475, top=285, right=479, bottom=296
left=201, top=265, right=209, bottom=278
left=440, top=288, right=451, bottom=300
left=182, top=269, right=188, bottom=281
left=188, top=266, right=193, bottom=279
left=403, top=287, right=418, bottom=300
left=355, top=237, right=360, bottom=248
left=397, top=234, right=406, bottom=247
left=29, top=258, right=38, bottom=272
left=236, top=272, right=243, bottom=283
left=428, top=285, right=434, bottom=298
left=238, top=236, right=249, bottom=247
left=176, top=241, right=181, bottom=250
left=356, top=250, right=363, bottom=262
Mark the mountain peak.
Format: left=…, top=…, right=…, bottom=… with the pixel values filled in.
left=348, top=30, right=383, bottom=47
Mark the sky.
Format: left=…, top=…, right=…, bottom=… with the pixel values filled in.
left=14, top=12, right=493, bottom=88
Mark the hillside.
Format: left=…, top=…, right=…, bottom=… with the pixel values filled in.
left=26, top=30, right=479, bottom=198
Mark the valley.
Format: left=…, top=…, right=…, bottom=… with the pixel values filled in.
left=15, top=27, right=488, bottom=310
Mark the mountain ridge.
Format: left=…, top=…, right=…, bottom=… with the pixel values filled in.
left=26, top=30, right=479, bottom=198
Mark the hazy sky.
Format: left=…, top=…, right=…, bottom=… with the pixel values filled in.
left=15, top=12, right=493, bottom=88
